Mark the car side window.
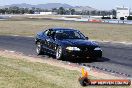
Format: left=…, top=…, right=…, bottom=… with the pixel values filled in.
left=44, top=29, right=54, bottom=37
left=44, top=30, right=49, bottom=35
left=74, top=31, right=81, bottom=38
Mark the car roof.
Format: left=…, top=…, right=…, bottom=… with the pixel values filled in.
left=50, top=28, right=77, bottom=31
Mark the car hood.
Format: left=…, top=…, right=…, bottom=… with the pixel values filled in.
left=60, top=39, right=98, bottom=47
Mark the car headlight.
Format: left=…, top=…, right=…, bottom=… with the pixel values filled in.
left=94, top=47, right=102, bottom=51
left=66, top=47, right=80, bottom=51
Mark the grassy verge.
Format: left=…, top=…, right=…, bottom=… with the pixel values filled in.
left=0, top=18, right=132, bottom=42
left=0, top=56, right=130, bottom=88
left=0, top=56, right=81, bottom=88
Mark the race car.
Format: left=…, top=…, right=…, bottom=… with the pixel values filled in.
left=35, top=28, right=102, bottom=60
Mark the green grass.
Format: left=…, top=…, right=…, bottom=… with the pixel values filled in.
left=0, top=18, right=132, bottom=42
left=0, top=56, right=130, bottom=88
left=0, top=56, right=81, bottom=88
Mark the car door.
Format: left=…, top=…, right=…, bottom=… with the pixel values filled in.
left=42, top=29, right=56, bottom=55
left=47, top=29, right=58, bottom=55
left=48, top=35, right=58, bottom=55
left=37, top=29, right=50, bottom=53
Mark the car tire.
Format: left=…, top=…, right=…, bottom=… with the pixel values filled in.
left=36, top=42, right=43, bottom=55
left=56, top=46, right=63, bottom=60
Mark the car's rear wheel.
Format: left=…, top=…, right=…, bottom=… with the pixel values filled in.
left=36, top=42, right=43, bottom=55
left=56, top=46, right=63, bottom=60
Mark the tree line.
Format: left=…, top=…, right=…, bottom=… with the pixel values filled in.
left=0, top=6, right=116, bottom=16
left=52, top=7, right=116, bottom=17
left=0, top=6, right=48, bottom=14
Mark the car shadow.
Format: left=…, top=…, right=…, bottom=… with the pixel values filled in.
left=40, top=53, right=110, bottom=64
left=62, top=57, right=110, bottom=64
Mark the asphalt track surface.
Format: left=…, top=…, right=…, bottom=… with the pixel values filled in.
left=0, top=35, right=132, bottom=78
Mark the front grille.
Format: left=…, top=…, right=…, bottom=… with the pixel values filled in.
left=78, top=46, right=97, bottom=52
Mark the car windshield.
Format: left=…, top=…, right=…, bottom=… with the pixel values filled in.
left=55, top=30, right=86, bottom=40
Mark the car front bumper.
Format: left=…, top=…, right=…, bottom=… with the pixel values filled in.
left=64, top=50, right=102, bottom=58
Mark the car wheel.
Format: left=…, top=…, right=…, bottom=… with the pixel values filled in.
left=56, top=46, right=63, bottom=60
left=36, top=42, right=43, bottom=55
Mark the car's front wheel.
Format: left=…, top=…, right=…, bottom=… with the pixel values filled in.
left=36, top=42, right=43, bottom=55
left=56, top=46, right=63, bottom=60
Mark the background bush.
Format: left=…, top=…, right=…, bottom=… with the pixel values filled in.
left=120, top=17, right=124, bottom=20
left=102, top=16, right=111, bottom=19
left=112, top=17, right=117, bottom=19
left=127, top=16, right=132, bottom=20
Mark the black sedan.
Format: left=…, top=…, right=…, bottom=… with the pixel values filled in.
left=35, top=28, right=102, bottom=60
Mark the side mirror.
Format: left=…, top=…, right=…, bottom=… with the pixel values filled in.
left=85, top=37, right=89, bottom=40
